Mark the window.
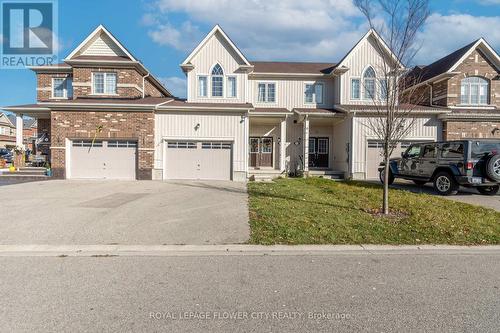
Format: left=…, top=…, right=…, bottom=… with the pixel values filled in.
left=304, top=83, right=324, bottom=104
left=52, top=77, right=73, bottom=99
left=167, top=142, right=196, bottom=149
left=441, top=143, right=464, bottom=159
left=421, top=144, right=437, bottom=158
left=460, top=76, right=488, bottom=105
left=471, top=141, right=500, bottom=158
left=202, top=142, right=232, bottom=149
left=211, top=64, right=224, bottom=97
left=257, top=83, right=276, bottom=103
left=363, top=66, right=376, bottom=99
left=108, top=140, right=137, bottom=148
left=72, top=140, right=103, bottom=147
left=351, top=79, right=360, bottom=99
left=227, top=76, right=237, bottom=98
left=93, top=72, right=117, bottom=95
left=198, top=76, right=207, bottom=97
left=379, top=78, right=388, bottom=100
left=405, top=144, right=422, bottom=158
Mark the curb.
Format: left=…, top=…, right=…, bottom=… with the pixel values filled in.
left=0, top=244, right=499, bottom=257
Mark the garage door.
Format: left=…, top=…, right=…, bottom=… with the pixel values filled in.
left=164, top=141, right=232, bottom=180
left=366, top=140, right=415, bottom=179
left=70, top=140, right=137, bottom=179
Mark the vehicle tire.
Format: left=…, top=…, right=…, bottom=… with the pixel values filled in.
left=413, top=180, right=427, bottom=186
left=486, top=154, right=500, bottom=182
left=477, top=185, right=500, bottom=196
left=379, top=168, right=395, bottom=185
left=433, top=172, right=459, bottom=196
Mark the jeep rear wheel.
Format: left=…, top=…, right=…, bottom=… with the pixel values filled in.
left=477, top=185, right=499, bottom=196
left=433, top=172, right=459, bottom=196
left=379, top=168, right=394, bottom=185
left=486, top=155, right=500, bottom=182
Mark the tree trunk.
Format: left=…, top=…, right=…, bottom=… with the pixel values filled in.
left=383, top=140, right=390, bottom=215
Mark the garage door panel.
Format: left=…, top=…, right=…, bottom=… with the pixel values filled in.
left=366, top=141, right=413, bottom=179
left=165, top=141, right=232, bottom=180
left=70, top=140, right=137, bottom=180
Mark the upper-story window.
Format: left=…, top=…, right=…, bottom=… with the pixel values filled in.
left=258, top=82, right=276, bottom=103
left=211, top=64, right=224, bottom=97
left=227, top=76, right=237, bottom=98
left=93, top=72, right=117, bottom=95
left=198, top=76, right=208, bottom=97
left=304, top=83, right=324, bottom=104
left=460, top=76, right=488, bottom=105
left=351, top=79, right=360, bottom=99
left=52, top=77, right=73, bottom=99
left=363, top=66, right=376, bottom=99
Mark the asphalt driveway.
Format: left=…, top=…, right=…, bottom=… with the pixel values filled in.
left=0, top=180, right=249, bottom=245
left=386, top=180, right=500, bottom=212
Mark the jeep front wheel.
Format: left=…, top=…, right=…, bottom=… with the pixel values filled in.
left=477, top=185, right=499, bottom=196
left=379, top=168, right=394, bottom=185
left=433, top=172, right=459, bottom=196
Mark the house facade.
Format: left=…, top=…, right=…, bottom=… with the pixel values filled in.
left=4, top=24, right=499, bottom=181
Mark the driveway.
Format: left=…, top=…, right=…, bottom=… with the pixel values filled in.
left=0, top=180, right=249, bottom=245
left=386, top=180, right=500, bottom=212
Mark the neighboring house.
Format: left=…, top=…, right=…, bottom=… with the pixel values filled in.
left=4, top=24, right=497, bottom=181
left=402, top=38, right=500, bottom=140
left=0, top=112, right=16, bottom=148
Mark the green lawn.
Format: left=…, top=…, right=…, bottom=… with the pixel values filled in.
left=248, top=178, right=500, bottom=245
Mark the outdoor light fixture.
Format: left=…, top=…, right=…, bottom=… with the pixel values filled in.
left=294, top=137, right=302, bottom=146
left=194, top=123, right=200, bottom=130
left=492, top=127, right=500, bottom=135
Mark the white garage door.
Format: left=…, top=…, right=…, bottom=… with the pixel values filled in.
left=366, top=140, right=415, bottom=179
left=70, top=140, right=137, bottom=180
left=164, top=141, right=232, bottom=180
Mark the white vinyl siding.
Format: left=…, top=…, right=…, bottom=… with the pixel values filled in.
left=93, top=72, right=116, bottom=95
left=81, top=33, right=127, bottom=57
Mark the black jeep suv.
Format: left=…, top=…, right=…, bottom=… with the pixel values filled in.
left=379, top=140, right=500, bottom=196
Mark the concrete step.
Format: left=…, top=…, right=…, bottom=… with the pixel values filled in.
left=0, top=174, right=50, bottom=181
left=4, top=167, right=47, bottom=176
left=309, top=170, right=344, bottom=180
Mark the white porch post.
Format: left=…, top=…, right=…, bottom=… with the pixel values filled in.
left=303, top=115, right=309, bottom=173
left=280, top=116, right=287, bottom=172
left=15, top=113, right=24, bottom=147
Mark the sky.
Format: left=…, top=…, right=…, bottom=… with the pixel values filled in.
left=0, top=0, right=499, bottom=108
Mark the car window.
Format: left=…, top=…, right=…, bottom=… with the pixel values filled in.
left=405, top=145, right=421, bottom=158
left=421, top=144, right=437, bottom=158
left=471, top=141, right=500, bottom=158
left=441, top=143, right=464, bottom=159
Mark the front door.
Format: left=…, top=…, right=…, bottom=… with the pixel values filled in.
left=309, top=137, right=329, bottom=168
left=249, top=137, right=273, bottom=168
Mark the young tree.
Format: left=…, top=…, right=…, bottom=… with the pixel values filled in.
left=353, top=0, right=430, bottom=214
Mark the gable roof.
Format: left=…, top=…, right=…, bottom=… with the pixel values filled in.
left=181, top=25, right=252, bottom=69
left=5, top=114, right=36, bottom=128
left=336, top=29, right=403, bottom=69
left=250, top=61, right=337, bottom=75
left=406, top=38, right=500, bottom=87
left=65, top=25, right=137, bottom=61
left=0, top=112, right=14, bottom=127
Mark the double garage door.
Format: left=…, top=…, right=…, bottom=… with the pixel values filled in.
left=70, top=140, right=137, bottom=180
left=164, top=141, right=232, bottom=180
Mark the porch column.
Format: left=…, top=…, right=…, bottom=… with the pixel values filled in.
left=15, top=113, right=23, bottom=147
left=303, top=115, right=309, bottom=173
left=280, top=116, right=287, bottom=172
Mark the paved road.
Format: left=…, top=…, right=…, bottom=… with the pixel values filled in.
left=0, top=180, right=249, bottom=245
left=1, top=248, right=499, bottom=332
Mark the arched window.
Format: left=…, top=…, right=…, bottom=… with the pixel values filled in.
left=363, top=66, right=376, bottom=99
left=211, top=64, right=224, bottom=97
left=461, top=76, right=488, bottom=105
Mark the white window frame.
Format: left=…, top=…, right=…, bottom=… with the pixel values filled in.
left=226, top=76, right=237, bottom=98
left=362, top=66, right=377, bottom=101
left=210, top=64, right=224, bottom=98
left=197, top=75, right=208, bottom=98
left=91, top=72, right=118, bottom=95
left=304, top=82, right=324, bottom=105
left=350, top=78, right=361, bottom=100
left=51, top=77, right=73, bottom=99
left=460, top=76, right=489, bottom=106
left=257, top=82, right=277, bottom=103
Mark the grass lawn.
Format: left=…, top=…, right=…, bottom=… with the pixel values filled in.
left=248, top=178, right=500, bottom=245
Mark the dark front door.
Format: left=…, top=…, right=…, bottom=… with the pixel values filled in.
left=249, top=137, right=273, bottom=168
left=308, top=137, right=329, bottom=168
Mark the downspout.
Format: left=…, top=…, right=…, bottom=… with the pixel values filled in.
left=426, top=83, right=434, bottom=106
left=142, top=72, right=150, bottom=98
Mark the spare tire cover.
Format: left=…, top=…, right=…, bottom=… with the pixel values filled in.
left=486, top=154, right=500, bottom=182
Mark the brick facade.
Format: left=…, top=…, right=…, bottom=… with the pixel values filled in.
left=444, top=121, right=500, bottom=140
left=49, top=110, right=154, bottom=179
left=37, top=72, right=72, bottom=101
